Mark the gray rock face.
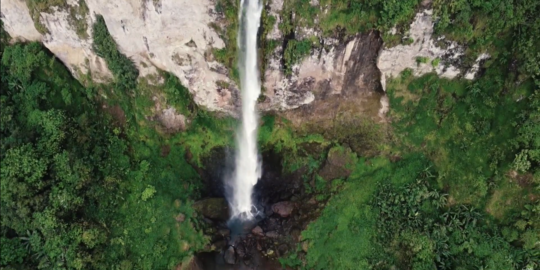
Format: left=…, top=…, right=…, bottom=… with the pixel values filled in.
left=1, top=0, right=42, bottom=41
left=265, top=231, right=279, bottom=238
left=1, top=0, right=235, bottom=111
left=277, top=32, right=387, bottom=129
left=1, top=1, right=483, bottom=120
left=377, top=9, right=486, bottom=90
left=157, top=107, right=187, bottom=133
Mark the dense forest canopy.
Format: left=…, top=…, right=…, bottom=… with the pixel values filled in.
left=1, top=0, right=539, bottom=269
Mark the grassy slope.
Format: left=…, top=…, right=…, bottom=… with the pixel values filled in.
left=286, top=0, right=540, bottom=269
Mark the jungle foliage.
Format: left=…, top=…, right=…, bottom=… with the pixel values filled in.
left=92, top=15, right=139, bottom=91
left=0, top=41, right=210, bottom=270
left=280, top=1, right=540, bottom=269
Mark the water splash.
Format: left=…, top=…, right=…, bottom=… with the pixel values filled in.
left=228, top=0, right=263, bottom=221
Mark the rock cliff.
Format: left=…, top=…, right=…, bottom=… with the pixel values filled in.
left=1, top=0, right=484, bottom=119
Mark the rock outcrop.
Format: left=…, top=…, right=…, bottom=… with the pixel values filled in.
left=1, top=0, right=112, bottom=82
left=266, top=32, right=386, bottom=128
left=271, top=201, right=295, bottom=217
left=2, top=1, right=487, bottom=119
left=1, top=0, right=236, bottom=111
left=318, top=146, right=356, bottom=181
left=1, top=0, right=42, bottom=41
left=377, top=9, right=488, bottom=90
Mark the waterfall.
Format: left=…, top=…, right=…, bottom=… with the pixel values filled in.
left=228, top=0, right=263, bottom=221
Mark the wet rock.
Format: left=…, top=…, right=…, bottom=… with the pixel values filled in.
left=218, top=228, right=230, bottom=237
left=271, top=201, right=295, bottom=217
left=236, top=243, right=246, bottom=258
left=176, top=255, right=203, bottom=270
left=290, top=229, right=301, bottom=241
left=192, top=198, right=229, bottom=221
left=264, top=207, right=274, bottom=217
left=265, top=231, right=279, bottom=238
left=318, top=146, right=356, bottom=181
left=252, top=226, right=264, bottom=236
left=243, top=256, right=253, bottom=266
left=210, top=240, right=226, bottom=251
left=223, top=246, right=236, bottom=265
left=278, top=244, right=289, bottom=255
left=275, top=32, right=386, bottom=129
left=202, top=218, right=214, bottom=225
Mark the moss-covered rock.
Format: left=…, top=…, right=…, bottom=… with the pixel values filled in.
left=318, top=146, right=357, bottom=181
left=193, top=198, right=229, bottom=221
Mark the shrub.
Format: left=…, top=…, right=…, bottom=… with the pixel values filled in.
left=92, top=15, right=139, bottom=91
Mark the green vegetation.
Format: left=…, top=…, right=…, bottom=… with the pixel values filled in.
left=286, top=49, right=539, bottom=270
left=25, top=0, right=66, bottom=33
left=0, top=14, right=241, bottom=266
left=211, top=0, right=239, bottom=82
left=433, top=0, right=540, bottom=64
left=0, top=41, right=210, bottom=270
left=67, top=0, right=90, bottom=39
left=431, top=58, right=441, bottom=68
left=92, top=15, right=139, bottom=91
left=296, top=155, right=538, bottom=269
left=416, top=56, right=429, bottom=65
left=280, top=1, right=540, bottom=269
left=283, top=39, right=312, bottom=75
left=25, top=0, right=89, bottom=37
left=0, top=21, right=10, bottom=48
left=280, top=0, right=420, bottom=40
left=2, top=1, right=539, bottom=269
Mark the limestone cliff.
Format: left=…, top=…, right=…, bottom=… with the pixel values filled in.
left=1, top=0, right=485, bottom=119
left=1, top=0, right=234, bottom=112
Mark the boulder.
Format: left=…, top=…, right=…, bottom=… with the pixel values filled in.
left=192, top=198, right=229, bottom=221
left=318, top=146, right=356, bottom=181
left=176, top=256, right=203, bottom=270
left=265, top=231, right=279, bottom=238
left=251, top=226, right=264, bottom=237
left=223, top=246, right=236, bottom=265
left=271, top=201, right=295, bottom=217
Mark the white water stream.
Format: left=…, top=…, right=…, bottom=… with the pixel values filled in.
left=229, top=0, right=263, bottom=220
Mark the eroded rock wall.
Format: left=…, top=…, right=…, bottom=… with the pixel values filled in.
left=84, top=0, right=237, bottom=112
left=377, top=9, right=489, bottom=90
left=263, top=32, right=385, bottom=128
left=1, top=0, right=112, bottom=82
left=1, top=0, right=42, bottom=41
left=1, top=1, right=487, bottom=118
left=1, top=0, right=236, bottom=112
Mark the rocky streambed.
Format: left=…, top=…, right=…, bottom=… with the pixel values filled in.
left=189, top=150, right=330, bottom=269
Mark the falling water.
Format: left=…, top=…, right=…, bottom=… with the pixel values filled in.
left=228, top=0, right=263, bottom=221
